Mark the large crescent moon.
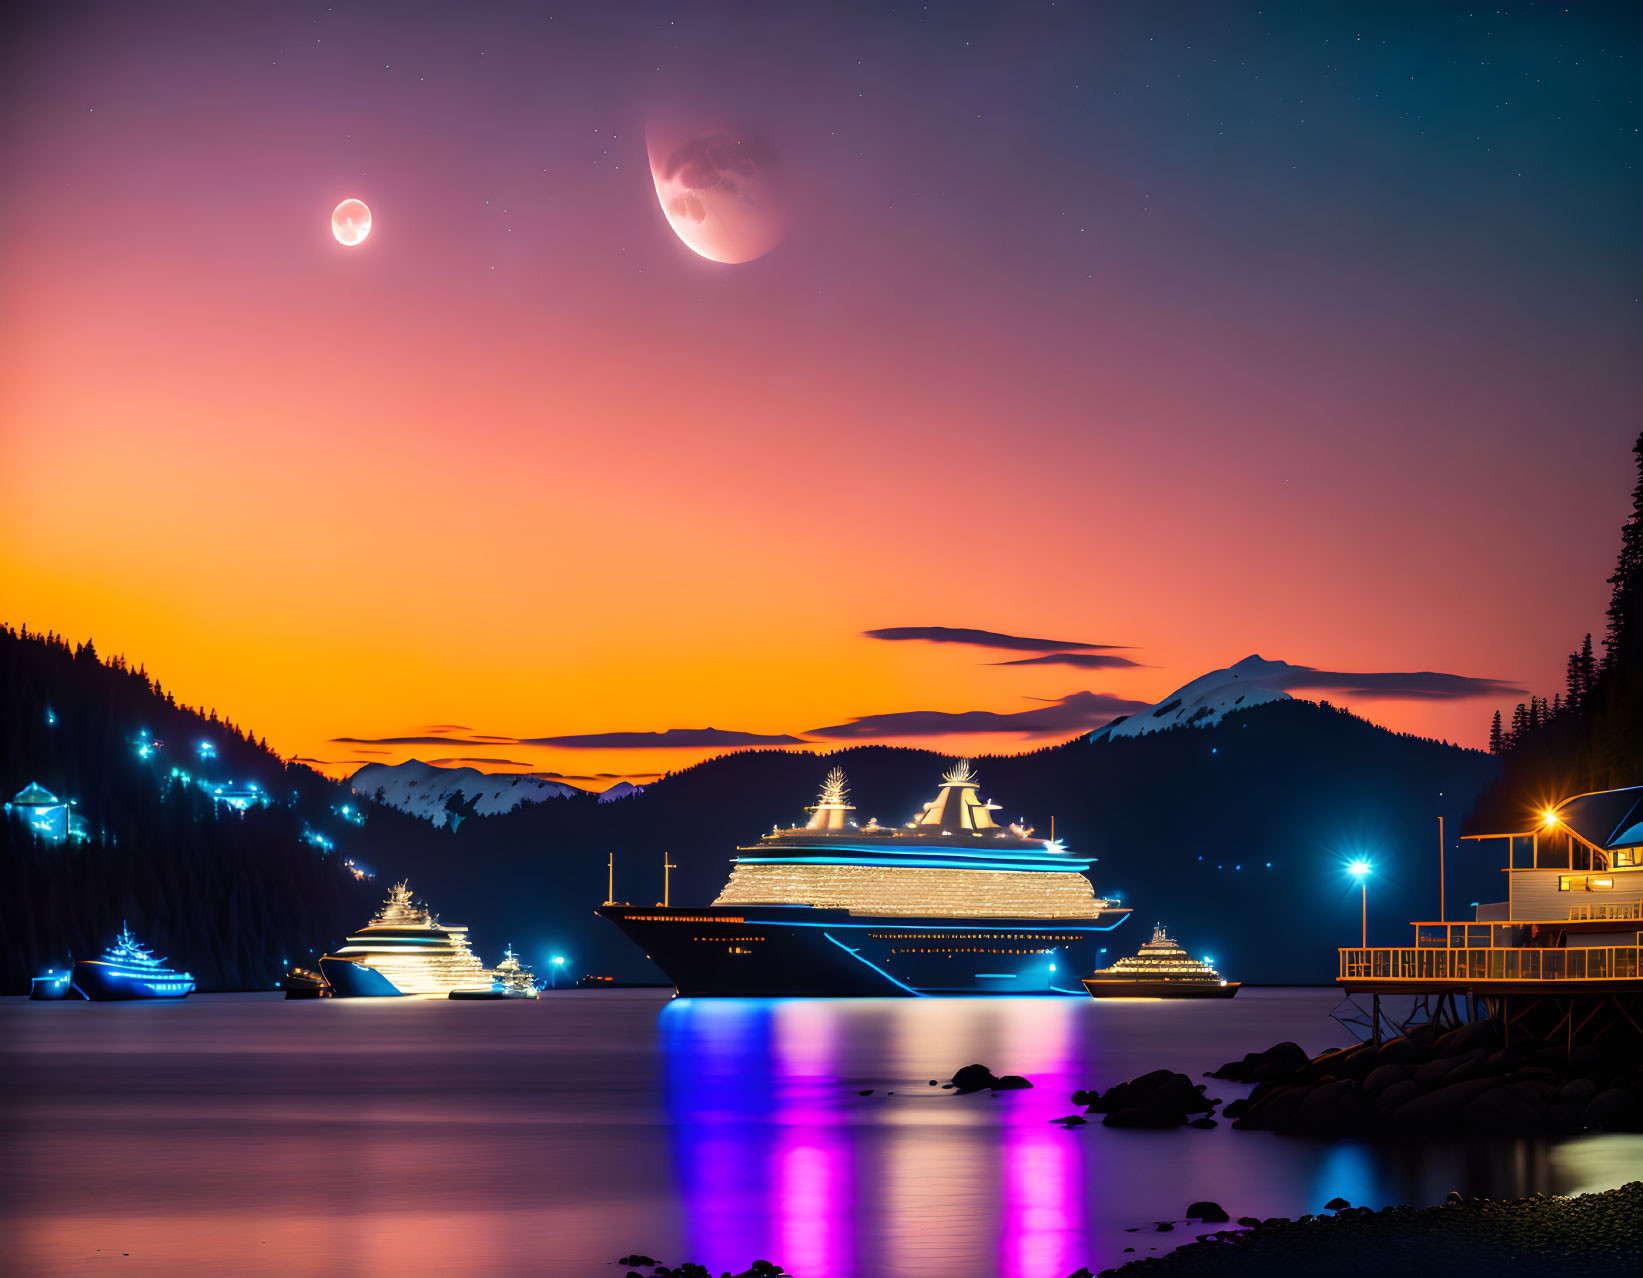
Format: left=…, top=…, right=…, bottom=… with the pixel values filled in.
left=647, top=127, right=787, bottom=264
left=332, top=199, right=372, bottom=247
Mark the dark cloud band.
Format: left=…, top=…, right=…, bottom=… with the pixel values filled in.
left=1282, top=668, right=1526, bottom=701
left=864, top=626, right=1126, bottom=653
left=989, top=653, right=1145, bottom=670
left=517, top=727, right=809, bottom=749
left=807, top=690, right=1147, bottom=740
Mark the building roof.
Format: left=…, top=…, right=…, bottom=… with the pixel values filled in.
left=1555, top=786, right=1643, bottom=850
left=9, top=782, right=61, bottom=807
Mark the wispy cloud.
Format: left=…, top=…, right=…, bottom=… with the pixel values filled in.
left=989, top=653, right=1145, bottom=671
left=517, top=727, right=810, bottom=749
left=1281, top=666, right=1527, bottom=701
left=426, top=757, right=540, bottom=767
left=864, top=625, right=1127, bottom=653
left=333, top=723, right=807, bottom=753
left=806, top=690, right=1147, bottom=741
left=331, top=735, right=487, bottom=746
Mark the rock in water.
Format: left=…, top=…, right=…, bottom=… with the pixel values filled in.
left=1186, top=1200, right=1229, bottom=1222
left=1324, top=1197, right=1351, bottom=1210
left=949, top=1063, right=1032, bottom=1094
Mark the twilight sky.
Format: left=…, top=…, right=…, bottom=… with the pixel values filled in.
left=2, top=2, right=1639, bottom=785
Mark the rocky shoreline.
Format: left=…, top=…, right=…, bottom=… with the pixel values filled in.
left=1210, top=1019, right=1643, bottom=1136
left=1086, top=1181, right=1642, bottom=1277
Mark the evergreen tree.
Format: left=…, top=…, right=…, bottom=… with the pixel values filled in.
left=1488, top=710, right=1504, bottom=754
left=1603, top=432, right=1643, bottom=672
left=1508, top=702, right=1529, bottom=748
left=1578, top=633, right=1596, bottom=702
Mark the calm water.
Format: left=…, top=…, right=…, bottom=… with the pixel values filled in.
left=3, top=989, right=1638, bottom=1277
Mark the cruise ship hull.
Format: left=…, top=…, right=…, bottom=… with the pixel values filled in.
left=1082, top=979, right=1241, bottom=999
left=318, top=956, right=405, bottom=997
left=70, top=960, right=195, bottom=1000
left=597, top=904, right=1130, bottom=997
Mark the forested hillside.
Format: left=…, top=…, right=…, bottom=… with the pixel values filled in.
left=0, top=626, right=377, bottom=992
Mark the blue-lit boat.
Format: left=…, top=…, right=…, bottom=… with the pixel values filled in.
left=598, top=762, right=1131, bottom=996
left=29, top=969, right=73, bottom=1000
left=70, top=923, right=196, bottom=1000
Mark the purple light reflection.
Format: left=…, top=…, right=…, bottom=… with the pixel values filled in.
left=663, top=997, right=1102, bottom=1278
left=997, top=1000, right=1087, bottom=1278
left=1000, top=1122, right=1084, bottom=1278
left=773, top=1002, right=855, bottom=1276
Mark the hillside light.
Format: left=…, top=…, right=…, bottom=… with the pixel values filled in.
left=550, top=954, right=566, bottom=989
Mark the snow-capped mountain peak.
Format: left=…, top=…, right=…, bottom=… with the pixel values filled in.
left=350, top=759, right=582, bottom=826
left=1094, top=655, right=1296, bottom=739
left=597, top=781, right=646, bottom=804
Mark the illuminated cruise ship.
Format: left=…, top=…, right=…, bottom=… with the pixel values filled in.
left=1081, top=924, right=1240, bottom=999
left=71, top=923, right=196, bottom=1000
left=598, top=762, right=1130, bottom=996
left=319, top=881, right=495, bottom=997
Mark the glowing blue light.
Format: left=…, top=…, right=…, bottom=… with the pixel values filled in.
left=46, top=709, right=56, bottom=725
left=821, top=932, right=923, bottom=996
left=1204, top=956, right=1214, bottom=965
left=552, top=956, right=566, bottom=965
left=1048, top=963, right=1057, bottom=972
left=197, top=741, right=216, bottom=758
left=1348, top=859, right=1372, bottom=880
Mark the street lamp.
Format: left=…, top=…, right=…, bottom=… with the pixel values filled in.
left=550, top=955, right=566, bottom=990
left=1348, top=860, right=1372, bottom=948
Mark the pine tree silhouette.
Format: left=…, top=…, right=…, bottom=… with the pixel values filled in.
left=1473, top=430, right=1643, bottom=813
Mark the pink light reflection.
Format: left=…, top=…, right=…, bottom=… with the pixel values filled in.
left=773, top=1002, right=854, bottom=1276
left=998, top=1116, right=1084, bottom=1278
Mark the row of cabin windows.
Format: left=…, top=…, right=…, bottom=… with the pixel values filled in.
left=867, top=932, right=1085, bottom=942
left=889, top=948, right=1055, bottom=956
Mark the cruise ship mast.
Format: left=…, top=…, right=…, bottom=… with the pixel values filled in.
left=806, top=766, right=854, bottom=830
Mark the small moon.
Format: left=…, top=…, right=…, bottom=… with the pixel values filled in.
left=647, top=126, right=787, bottom=264
left=332, top=198, right=372, bottom=246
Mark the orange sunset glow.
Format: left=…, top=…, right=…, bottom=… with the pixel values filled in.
left=2, top=4, right=1636, bottom=789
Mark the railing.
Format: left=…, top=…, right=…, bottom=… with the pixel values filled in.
left=1569, top=901, right=1643, bottom=922
left=1339, top=946, right=1643, bottom=983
